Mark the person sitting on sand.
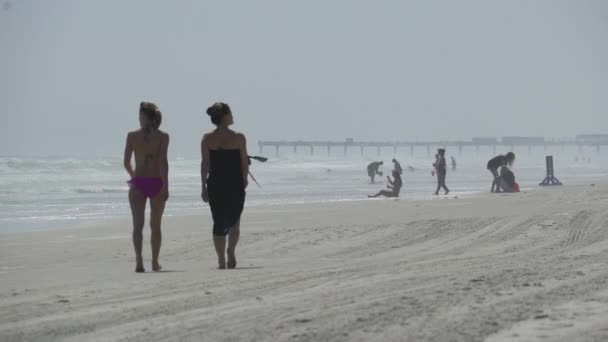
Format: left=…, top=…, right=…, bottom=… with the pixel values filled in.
left=434, top=148, right=450, bottom=195
left=498, top=166, right=518, bottom=192
left=123, top=102, right=169, bottom=273
left=392, top=158, right=403, bottom=175
left=201, top=102, right=248, bottom=270
left=487, top=152, right=515, bottom=193
left=368, top=170, right=403, bottom=198
left=367, top=161, right=383, bottom=183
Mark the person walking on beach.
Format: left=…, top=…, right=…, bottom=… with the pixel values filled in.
left=451, top=156, right=457, bottom=171
left=434, top=148, right=449, bottom=195
left=486, top=152, right=515, bottom=193
left=201, top=102, right=248, bottom=269
left=123, top=102, right=169, bottom=273
left=392, top=158, right=403, bottom=175
left=368, top=170, right=403, bottom=198
left=367, top=161, right=383, bottom=183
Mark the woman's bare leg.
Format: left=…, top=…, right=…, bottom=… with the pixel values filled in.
left=129, top=187, right=147, bottom=272
left=227, top=220, right=240, bottom=269
left=150, top=195, right=166, bottom=271
left=369, top=190, right=393, bottom=198
left=213, top=235, right=226, bottom=269
left=368, top=190, right=382, bottom=198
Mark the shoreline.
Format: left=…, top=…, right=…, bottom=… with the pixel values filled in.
left=0, top=186, right=514, bottom=235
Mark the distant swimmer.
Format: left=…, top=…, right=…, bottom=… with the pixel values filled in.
left=368, top=170, right=403, bottom=198
left=434, top=148, right=449, bottom=195
left=486, top=152, right=515, bottom=193
left=392, top=158, right=403, bottom=175
left=451, top=156, right=456, bottom=171
left=367, top=161, right=383, bottom=184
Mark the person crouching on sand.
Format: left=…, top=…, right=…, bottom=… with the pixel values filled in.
left=498, top=165, right=520, bottom=193
left=123, top=102, right=169, bottom=273
left=368, top=170, right=403, bottom=198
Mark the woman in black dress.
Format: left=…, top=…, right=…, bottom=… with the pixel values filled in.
left=201, top=102, right=248, bottom=269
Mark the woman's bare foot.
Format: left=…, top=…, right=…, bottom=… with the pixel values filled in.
left=135, top=257, right=145, bottom=273
left=152, top=262, right=162, bottom=272
left=227, top=248, right=236, bottom=269
left=218, top=256, right=226, bottom=269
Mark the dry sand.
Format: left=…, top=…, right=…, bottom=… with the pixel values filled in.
left=2, top=184, right=608, bottom=342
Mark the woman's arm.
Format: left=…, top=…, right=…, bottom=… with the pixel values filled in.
left=238, top=133, right=249, bottom=188
left=123, top=133, right=134, bottom=178
left=201, top=134, right=210, bottom=202
left=160, top=133, right=170, bottom=200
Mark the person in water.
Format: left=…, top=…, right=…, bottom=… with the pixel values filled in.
left=486, top=152, right=515, bottom=193
left=368, top=170, right=403, bottom=198
left=201, top=102, right=248, bottom=269
left=451, top=156, right=456, bottom=171
left=367, top=161, right=383, bottom=183
left=434, top=148, right=449, bottom=195
left=123, top=102, right=169, bottom=273
left=392, top=158, right=403, bottom=175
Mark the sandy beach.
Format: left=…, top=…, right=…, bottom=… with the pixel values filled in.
left=2, top=184, right=608, bottom=341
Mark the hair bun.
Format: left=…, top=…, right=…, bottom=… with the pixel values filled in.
left=206, top=102, right=225, bottom=117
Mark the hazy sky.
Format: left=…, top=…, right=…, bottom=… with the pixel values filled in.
left=1, top=0, right=607, bottom=157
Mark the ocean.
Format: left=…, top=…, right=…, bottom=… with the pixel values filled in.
left=1, top=148, right=606, bottom=233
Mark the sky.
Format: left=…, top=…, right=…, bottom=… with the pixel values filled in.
left=0, top=0, right=607, bottom=158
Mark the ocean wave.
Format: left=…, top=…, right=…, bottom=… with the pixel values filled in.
left=75, top=187, right=126, bottom=194
left=0, top=157, right=123, bottom=173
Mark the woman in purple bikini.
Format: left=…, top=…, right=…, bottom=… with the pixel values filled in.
left=123, top=102, right=170, bottom=273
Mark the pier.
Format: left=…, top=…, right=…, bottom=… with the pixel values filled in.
left=258, top=135, right=608, bottom=156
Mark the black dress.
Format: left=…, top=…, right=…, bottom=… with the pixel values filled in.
left=207, top=149, right=246, bottom=236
